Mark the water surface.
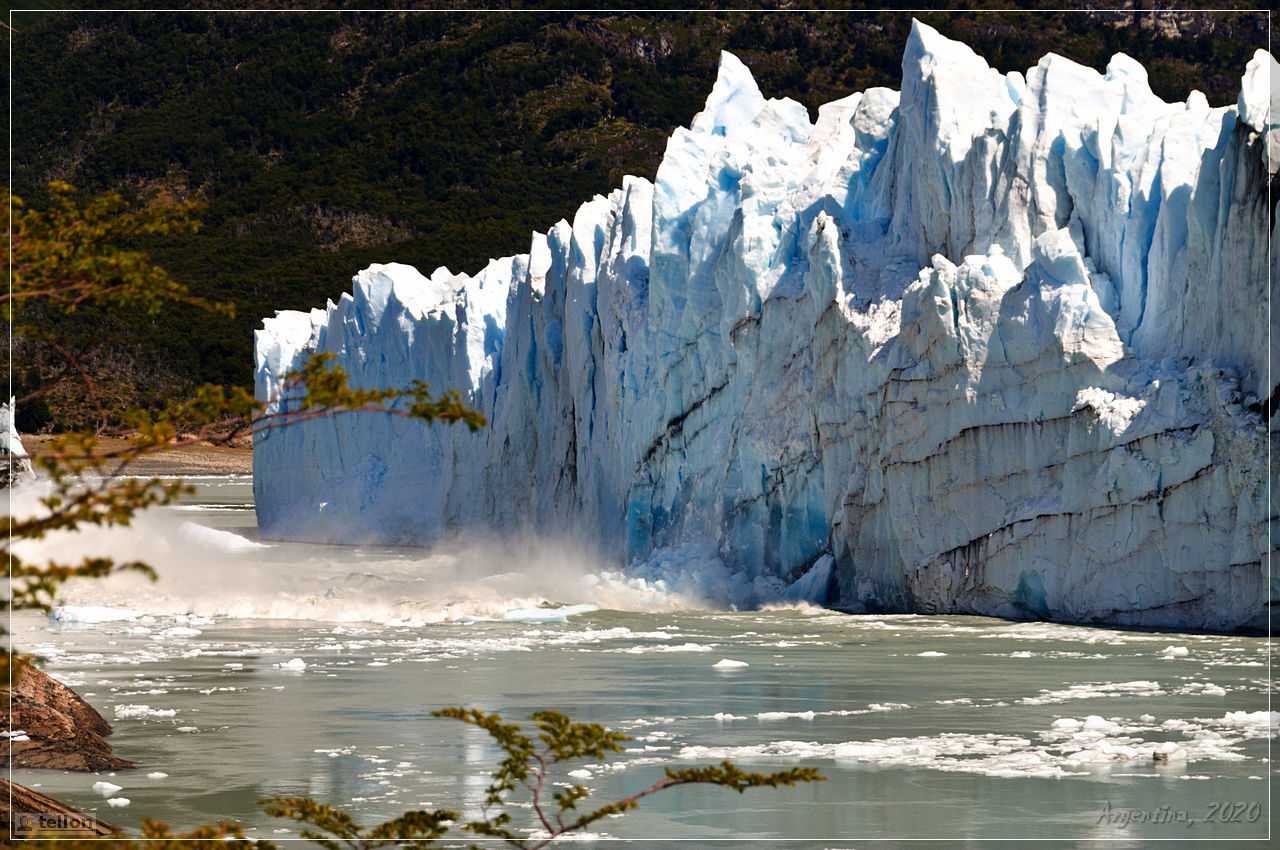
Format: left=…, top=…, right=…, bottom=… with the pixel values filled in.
left=11, top=476, right=1273, bottom=845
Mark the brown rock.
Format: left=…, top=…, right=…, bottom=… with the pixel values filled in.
left=3, top=664, right=135, bottom=772
left=1, top=777, right=118, bottom=837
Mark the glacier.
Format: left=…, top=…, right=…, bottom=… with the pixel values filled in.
left=255, top=22, right=1277, bottom=632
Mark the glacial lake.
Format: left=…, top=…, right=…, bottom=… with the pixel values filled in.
left=11, top=475, right=1274, bottom=845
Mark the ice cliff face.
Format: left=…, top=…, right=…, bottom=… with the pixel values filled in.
left=1, top=397, right=35, bottom=488
left=255, top=22, right=1277, bottom=631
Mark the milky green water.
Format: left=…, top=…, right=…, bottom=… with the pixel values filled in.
left=10, top=477, right=1274, bottom=846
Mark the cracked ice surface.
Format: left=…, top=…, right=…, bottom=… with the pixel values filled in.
left=255, top=22, right=1275, bottom=631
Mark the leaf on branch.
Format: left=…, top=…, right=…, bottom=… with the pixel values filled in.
left=431, top=707, right=535, bottom=808
left=7, top=554, right=156, bottom=612
left=267, top=353, right=486, bottom=433
left=365, top=809, right=458, bottom=840
left=259, top=796, right=457, bottom=848
left=4, top=183, right=229, bottom=320
left=259, top=797, right=359, bottom=847
left=531, top=709, right=631, bottom=761
left=664, top=760, right=826, bottom=791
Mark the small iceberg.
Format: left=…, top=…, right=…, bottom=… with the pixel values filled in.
left=501, top=604, right=599, bottom=623
left=50, top=606, right=140, bottom=624
left=178, top=521, right=268, bottom=551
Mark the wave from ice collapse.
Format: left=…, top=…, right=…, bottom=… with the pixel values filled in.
left=11, top=481, right=826, bottom=624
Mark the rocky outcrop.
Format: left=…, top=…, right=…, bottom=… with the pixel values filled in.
left=0, top=778, right=117, bottom=837
left=3, top=664, right=135, bottom=772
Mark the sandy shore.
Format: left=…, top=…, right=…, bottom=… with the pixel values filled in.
left=24, top=435, right=253, bottom=476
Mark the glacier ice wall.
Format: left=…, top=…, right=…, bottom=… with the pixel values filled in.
left=255, top=22, right=1277, bottom=631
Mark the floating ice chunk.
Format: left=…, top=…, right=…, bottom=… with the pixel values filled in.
left=92, top=781, right=122, bottom=797
left=147, top=772, right=168, bottom=779
left=1174, top=681, right=1226, bottom=696
left=276, top=658, right=307, bottom=671
left=1019, top=680, right=1163, bottom=705
left=502, top=604, right=599, bottom=623
left=1063, top=739, right=1148, bottom=765
left=917, top=651, right=947, bottom=657
left=50, top=606, right=139, bottom=624
left=758, top=711, right=816, bottom=721
left=567, top=769, right=592, bottom=779
left=106, top=797, right=130, bottom=808
left=526, top=830, right=610, bottom=844
left=712, top=659, right=749, bottom=669
left=178, top=521, right=268, bottom=551
left=1161, top=645, right=1189, bottom=656
left=154, top=627, right=202, bottom=639
left=113, top=704, right=176, bottom=719
left=1218, top=711, right=1279, bottom=731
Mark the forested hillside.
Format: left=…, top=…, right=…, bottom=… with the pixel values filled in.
left=6, top=7, right=1270, bottom=430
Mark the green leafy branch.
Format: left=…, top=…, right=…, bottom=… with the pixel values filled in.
left=2, top=182, right=486, bottom=692
left=3, top=182, right=823, bottom=847
left=258, top=797, right=457, bottom=850
left=259, top=351, right=487, bottom=436
left=3, top=352, right=486, bottom=669
left=2, top=182, right=224, bottom=319
left=8, top=706, right=822, bottom=847
left=261, top=708, right=824, bottom=850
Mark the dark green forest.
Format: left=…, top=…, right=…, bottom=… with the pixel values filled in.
left=6, top=7, right=1271, bottom=430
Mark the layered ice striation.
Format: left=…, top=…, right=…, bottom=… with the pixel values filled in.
left=256, top=22, right=1277, bottom=631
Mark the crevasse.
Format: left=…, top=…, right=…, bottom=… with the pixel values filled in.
left=255, top=21, right=1277, bottom=631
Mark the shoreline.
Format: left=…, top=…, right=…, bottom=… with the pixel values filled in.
left=24, top=435, right=253, bottom=477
